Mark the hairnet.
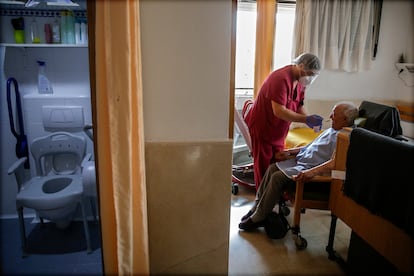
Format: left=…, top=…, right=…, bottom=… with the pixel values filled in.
left=293, top=53, right=321, bottom=71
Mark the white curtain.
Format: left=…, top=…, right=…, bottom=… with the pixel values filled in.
left=293, top=0, right=375, bottom=72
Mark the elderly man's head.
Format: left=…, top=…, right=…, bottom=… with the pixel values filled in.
left=330, top=102, right=359, bottom=130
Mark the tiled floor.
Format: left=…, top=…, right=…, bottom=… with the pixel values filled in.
left=0, top=217, right=103, bottom=275
left=1, top=183, right=350, bottom=275
left=228, top=184, right=351, bottom=275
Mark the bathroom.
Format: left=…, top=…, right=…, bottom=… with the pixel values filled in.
left=0, top=0, right=102, bottom=273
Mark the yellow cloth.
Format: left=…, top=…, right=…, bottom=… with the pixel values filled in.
left=95, top=0, right=149, bottom=274
left=285, top=127, right=323, bottom=149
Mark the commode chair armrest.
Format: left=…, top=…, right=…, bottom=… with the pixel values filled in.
left=8, top=157, right=30, bottom=191
left=81, top=153, right=92, bottom=168
left=7, top=157, right=27, bottom=175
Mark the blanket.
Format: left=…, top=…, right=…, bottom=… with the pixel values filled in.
left=344, top=128, right=414, bottom=239
left=285, top=127, right=322, bottom=149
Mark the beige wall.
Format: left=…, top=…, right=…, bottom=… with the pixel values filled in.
left=146, top=141, right=232, bottom=274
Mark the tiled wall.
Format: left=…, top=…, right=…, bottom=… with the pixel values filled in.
left=145, top=140, right=233, bottom=274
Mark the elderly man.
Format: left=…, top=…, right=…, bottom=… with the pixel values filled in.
left=239, top=101, right=359, bottom=231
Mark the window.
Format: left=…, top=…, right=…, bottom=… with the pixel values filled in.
left=235, top=1, right=296, bottom=109
left=235, top=1, right=256, bottom=109
left=272, top=2, right=296, bottom=70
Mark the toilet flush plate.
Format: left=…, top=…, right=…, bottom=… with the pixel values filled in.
left=42, top=105, right=85, bottom=131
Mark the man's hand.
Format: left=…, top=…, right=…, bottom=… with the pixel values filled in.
left=293, top=170, right=315, bottom=182
left=275, top=150, right=292, bottom=161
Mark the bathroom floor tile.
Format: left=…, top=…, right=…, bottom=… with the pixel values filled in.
left=0, top=218, right=103, bottom=275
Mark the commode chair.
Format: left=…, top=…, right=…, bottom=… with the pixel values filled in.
left=8, top=132, right=92, bottom=256
left=82, top=124, right=98, bottom=221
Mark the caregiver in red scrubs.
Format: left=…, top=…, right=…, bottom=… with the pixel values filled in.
left=243, top=53, right=323, bottom=190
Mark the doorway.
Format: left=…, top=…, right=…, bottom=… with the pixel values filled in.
left=0, top=0, right=103, bottom=274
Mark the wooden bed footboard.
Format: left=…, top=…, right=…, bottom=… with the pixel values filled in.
left=328, top=128, right=414, bottom=274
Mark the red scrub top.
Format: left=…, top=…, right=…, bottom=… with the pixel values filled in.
left=244, top=65, right=305, bottom=189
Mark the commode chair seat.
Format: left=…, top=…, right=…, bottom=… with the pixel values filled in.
left=16, top=175, right=83, bottom=214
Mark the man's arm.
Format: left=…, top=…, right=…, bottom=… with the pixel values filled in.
left=293, top=150, right=336, bottom=182
left=275, top=146, right=304, bottom=161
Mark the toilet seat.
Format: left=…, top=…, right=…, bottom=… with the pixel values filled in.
left=17, top=174, right=83, bottom=210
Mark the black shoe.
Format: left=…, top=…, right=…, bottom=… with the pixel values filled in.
left=241, top=210, right=254, bottom=221
left=239, top=217, right=265, bottom=231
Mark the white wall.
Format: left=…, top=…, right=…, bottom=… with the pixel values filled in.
left=140, top=0, right=232, bottom=142
left=0, top=46, right=91, bottom=217
left=306, top=0, right=414, bottom=103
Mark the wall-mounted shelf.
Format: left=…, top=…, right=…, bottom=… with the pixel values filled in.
left=0, top=43, right=87, bottom=47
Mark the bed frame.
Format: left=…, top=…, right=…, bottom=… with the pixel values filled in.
left=326, top=128, right=414, bottom=274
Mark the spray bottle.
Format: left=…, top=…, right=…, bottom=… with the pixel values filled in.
left=37, top=60, right=53, bottom=94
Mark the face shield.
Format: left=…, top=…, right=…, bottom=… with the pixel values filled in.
left=299, top=72, right=319, bottom=86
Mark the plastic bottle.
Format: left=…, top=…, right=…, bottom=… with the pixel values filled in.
left=60, top=11, right=67, bottom=44
left=44, top=23, right=52, bottom=43
left=80, top=20, right=88, bottom=44
left=66, top=11, right=76, bottom=44
left=37, top=60, right=53, bottom=94
left=52, top=16, right=61, bottom=44
left=30, top=17, right=40, bottom=43
left=75, top=19, right=81, bottom=44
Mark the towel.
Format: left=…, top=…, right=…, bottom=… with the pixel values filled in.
left=344, top=128, right=414, bottom=239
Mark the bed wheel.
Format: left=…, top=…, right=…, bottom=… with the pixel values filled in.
left=232, top=183, right=239, bottom=195
left=295, top=235, right=308, bottom=250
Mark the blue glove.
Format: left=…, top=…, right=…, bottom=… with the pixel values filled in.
left=306, top=114, right=324, bottom=128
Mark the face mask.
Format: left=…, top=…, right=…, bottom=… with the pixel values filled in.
left=299, top=75, right=317, bottom=86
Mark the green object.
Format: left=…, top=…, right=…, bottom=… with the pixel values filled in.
left=14, top=30, right=25, bottom=44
